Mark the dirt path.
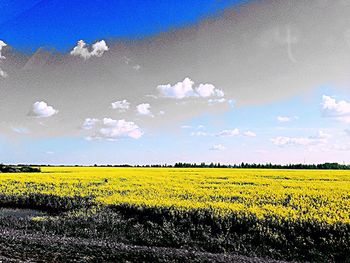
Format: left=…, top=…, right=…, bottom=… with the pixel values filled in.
left=0, top=228, right=294, bottom=263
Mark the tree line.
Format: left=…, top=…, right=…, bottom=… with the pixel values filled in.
left=173, top=162, right=350, bottom=169
left=0, top=164, right=41, bottom=173
left=89, top=162, right=350, bottom=170
left=3, top=162, right=350, bottom=170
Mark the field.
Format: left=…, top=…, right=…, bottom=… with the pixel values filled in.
left=0, top=167, right=350, bottom=262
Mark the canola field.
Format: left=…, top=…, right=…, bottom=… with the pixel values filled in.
left=1, top=167, right=350, bottom=224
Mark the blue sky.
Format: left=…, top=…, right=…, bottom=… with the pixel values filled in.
left=1, top=0, right=350, bottom=165
left=0, top=0, right=247, bottom=51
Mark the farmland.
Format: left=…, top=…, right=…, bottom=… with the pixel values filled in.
left=0, top=167, right=350, bottom=262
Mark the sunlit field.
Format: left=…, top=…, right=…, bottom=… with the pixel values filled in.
left=1, top=167, right=350, bottom=224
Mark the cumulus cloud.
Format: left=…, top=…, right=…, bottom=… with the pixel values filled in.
left=195, top=83, right=224, bottom=98
left=157, top=77, right=224, bottom=99
left=243, top=131, right=256, bottom=137
left=216, top=129, right=240, bottom=137
left=90, top=40, right=109, bottom=57
left=70, top=40, right=109, bottom=60
left=70, top=40, right=90, bottom=59
left=322, top=95, right=350, bottom=123
left=210, top=144, right=226, bottom=151
left=111, top=100, right=130, bottom=112
left=157, top=77, right=195, bottom=99
left=0, top=40, right=7, bottom=59
left=98, top=118, right=143, bottom=140
left=83, top=118, right=143, bottom=140
left=136, top=103, right=152, bottom=116
left=271, top=131, right=330, bottom=147
left=82, top=118, right=99, bottom=130
left=29, top=101, right=58, bottom=118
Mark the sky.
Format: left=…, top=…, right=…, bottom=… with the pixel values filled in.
left=1, top=0, right=350, bottom=165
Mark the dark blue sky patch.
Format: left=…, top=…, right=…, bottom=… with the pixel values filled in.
left=0, top=0, right=248, bottom=51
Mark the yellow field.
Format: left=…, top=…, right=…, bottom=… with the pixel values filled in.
left=1, top=167, right=350, bottom=224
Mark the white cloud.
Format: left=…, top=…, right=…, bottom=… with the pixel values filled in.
left=277, top=116, right=291, bottom=122
left=30, top=101, right=58, bottom=118
left=157, top=77, right=195, bottom=99
left=83, top=118, right=143, bottom=140
left=243, top=131, right=256, bottom=137
left=216, top=129, right=240, bottom=137
left=82, top=118, right=99, bottom=130
left=111, top=100, right=130, bottom=112
left=98, top=118, right=143, bottom=140
left=70, top=40, right=91, bottom=59
left=0, top=40, right=7, bottom=59
left=322, top=95, right=350, bottom=123
left=271, top=131, right=330, bottom=147
left=70, top=40, right=109, bottom=60
left=0, top=68, right=8, bottom=78
left=210, top=144, right=226, bottom=151
left=196, top=83, right=224, bottom=98
left=136, top=103, right=152, bottom=116
left=157, top=77, right=224, bottom=99
left=90, top=40, right=109, bottom=57
left=0, top=40, right=7, bottom=79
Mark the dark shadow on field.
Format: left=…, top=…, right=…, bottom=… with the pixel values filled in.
left=0, top=199, right=348, bottom=262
